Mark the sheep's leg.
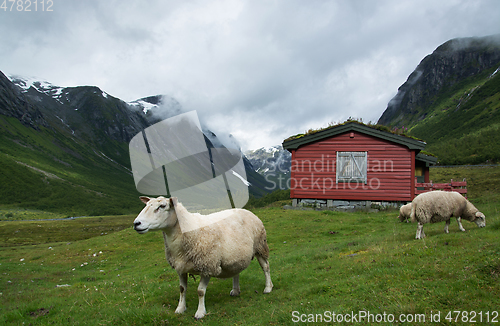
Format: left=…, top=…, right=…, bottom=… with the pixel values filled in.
left=457, top=217, right=466, bottom=232
left=444, top=219, right=450, bottom=233
left=416, top=223, right=425, bottom=239
left=194, top=275, right=210, bottom=320
left=175, top=273, right=188, bottom=314
left=230, top=274, right=240, bottom=296
left=256, top=255, right=273, bottom=293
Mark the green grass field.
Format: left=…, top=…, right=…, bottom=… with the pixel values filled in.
left=1, top=206, right=499, bottom=324
left=0, top=167, right=499, bottom=325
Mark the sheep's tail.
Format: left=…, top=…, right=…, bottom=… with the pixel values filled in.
left=410, top=200, right=417, bottom=223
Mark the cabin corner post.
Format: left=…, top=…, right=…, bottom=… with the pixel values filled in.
left=424, top=166, right=430, bottom=183
left=411, top=150, right=416, bottom=199
left=290, top=149, right=296, bottom=199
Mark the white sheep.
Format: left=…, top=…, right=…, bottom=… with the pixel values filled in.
left=398, top=203, right=412, bottom=222
left=133, top=196, right=273, bottom=319
left=410, top=190, right=486, bottom=239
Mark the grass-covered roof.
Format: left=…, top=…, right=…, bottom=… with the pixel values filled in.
left=282, top=119, right=427, bottom=151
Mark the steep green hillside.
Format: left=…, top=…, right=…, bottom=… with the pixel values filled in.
left=0, top=116, right=143, bottom=216
left=378, top=35, right=500, bottom=165
left=409, top=67, right=500, bottom=164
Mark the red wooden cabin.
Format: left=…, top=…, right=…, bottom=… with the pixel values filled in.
left=282, top=122, right=437, bottom=206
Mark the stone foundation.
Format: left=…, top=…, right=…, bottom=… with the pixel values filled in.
left=289, top=198, right=406, bottom=212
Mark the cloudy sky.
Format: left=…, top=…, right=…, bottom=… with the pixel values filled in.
left=1, top=0, right=499, bottom=151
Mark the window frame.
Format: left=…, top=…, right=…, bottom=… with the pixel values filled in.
left=336, top=151, right=368, bottom=184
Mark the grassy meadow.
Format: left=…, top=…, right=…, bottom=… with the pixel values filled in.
left=0, top=167, right=499, bottom=325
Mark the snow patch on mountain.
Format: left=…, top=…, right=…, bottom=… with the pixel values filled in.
left=9, top=75, right=66, bottom=104
left=490, top=65, right=500, bottom=78
left=232, top=170, right=251, bottom=186
left=55, top=115, right=75, bottom=134
left=128, top=99, right=158, bottom=114
left=9, top=74, right=115, bottom=105
left=244, top=145, right=291, bottom=175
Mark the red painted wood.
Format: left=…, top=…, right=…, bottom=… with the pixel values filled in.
left=411, top=151, right=415, bottom=199
left=289, top=131, right=415, bottom=201
left=290, top=149, right=296, bottom=198
left=424, top=168, right=430, bottom=183
left=453, top=189, right=468, bottom=194
left=414, top=177, right=467, bottom=196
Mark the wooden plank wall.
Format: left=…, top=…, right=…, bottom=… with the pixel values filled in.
left=290, top=131, right=413, bottom=201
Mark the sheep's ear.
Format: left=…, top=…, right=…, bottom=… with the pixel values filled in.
left=169, top=197, right=178, bottom=207
left=139, top=196, right=150, bottom=204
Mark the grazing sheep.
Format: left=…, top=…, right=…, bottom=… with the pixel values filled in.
left=410, top=191, right=486, bottom=239
left=133, top=196, right=273, bottom=319
left=398, top=203, right=412, bottom=222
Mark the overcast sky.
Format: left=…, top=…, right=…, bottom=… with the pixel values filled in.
left=1, top=0, right=499, bottom=151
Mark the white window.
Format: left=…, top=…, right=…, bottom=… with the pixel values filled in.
left=336, top=152, right=367, bottom=184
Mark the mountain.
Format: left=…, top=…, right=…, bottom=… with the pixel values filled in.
left=244, top=146, right=291, bottom=191
left=128, top=97, right=272, bottom=198
left=0, top=72, right=270, bottom=216
left=377, top=34, right=500, bottom=165
left=6, top=74, right=157, bottom=147
left=244, top=145, right=291, bottom=175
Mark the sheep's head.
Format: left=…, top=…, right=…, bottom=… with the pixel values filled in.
left=133, top=196, right=177, bottom=234
left=474, top=211, right=486, bottom=228
left=398, top=204, right=411, bottom=222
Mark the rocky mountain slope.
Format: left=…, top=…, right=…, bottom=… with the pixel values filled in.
left=379, top=34, right=500, bottom=127
left=0, top=72, right=270, bottom=216
left=378, top=34, right=500, bottom=164
left=244, top=145, right=291, bottom=191
left=244, top=145, right=291, bottom=175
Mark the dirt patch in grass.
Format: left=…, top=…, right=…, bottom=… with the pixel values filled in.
left=29, top=307, right=51, bottom=318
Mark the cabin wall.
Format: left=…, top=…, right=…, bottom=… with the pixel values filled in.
left=290, top=131, right=414, bottom=201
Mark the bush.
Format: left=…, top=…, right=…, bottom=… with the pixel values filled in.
left=244, top=189, right=291, bottom=209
